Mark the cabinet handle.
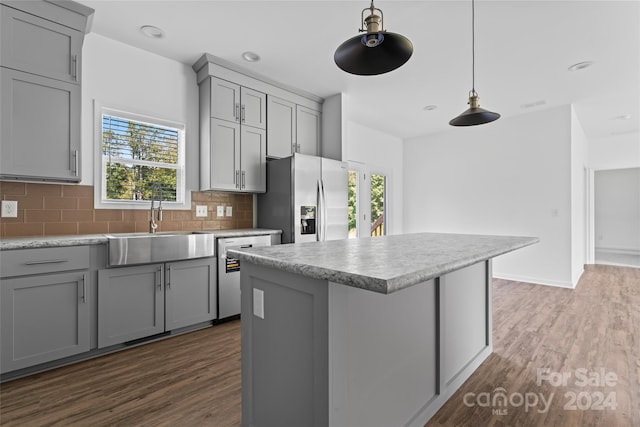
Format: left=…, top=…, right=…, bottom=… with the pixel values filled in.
left=24, top=259, right=68, bottom=265
left=235, top=103, right=240, bottom=121
left=71, top=55, right=78, bottom=81
left=166, top=266, right=171, bottom=289
left=155, top=269, right=162, bottom=291
left=73, top=150, right=79, bottom=177
left=241, top=170, right=246, bottom=189
left=81, top=274, right=87, bottom=304
left=241, top=105, right=246, bottom=123
left=235, top=170, right=240, bottom=189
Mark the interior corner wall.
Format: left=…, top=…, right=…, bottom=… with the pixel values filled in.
left=570, top=106, right=588, bottom=284
left=81, top=33, right=199, bottom=190
left=403, top=106, right=574, bottom=287
left=346, top=121, right=403, bottom=235
left=589, top=132, right=640, bottom=170
left=594, top=167, right=640, bottom=253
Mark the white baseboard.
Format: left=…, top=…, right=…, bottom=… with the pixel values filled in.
left=492, top=273, right=576, bottom=289
left=595, top=247, right=640, bottom=256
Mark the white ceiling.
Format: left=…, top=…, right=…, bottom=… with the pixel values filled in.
left=78, top=0, right=639, bottom=140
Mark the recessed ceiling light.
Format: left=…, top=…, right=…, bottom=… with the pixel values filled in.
left=242, top=51, right=260, bottom=62
left=521, top=100, right=546, bottom=109
left=422, top=105, right=438, bottom=111
left=613, top=114, right=632, bottom=120
left=568, top=61, right=594, bottom=72
left=140, top=25, right=165, bottom=39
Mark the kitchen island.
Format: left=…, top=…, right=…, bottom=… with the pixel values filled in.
left=230, top=232, right=538, bottom=427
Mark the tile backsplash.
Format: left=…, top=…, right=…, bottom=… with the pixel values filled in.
left=0, top=182, right=253, bottom=238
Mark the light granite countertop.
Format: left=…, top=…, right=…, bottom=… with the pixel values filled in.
left=0, top=228, right=282, bottom=250
left=229, top=232, right=539, bottom=294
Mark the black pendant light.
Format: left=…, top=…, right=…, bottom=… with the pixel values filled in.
left=334, top=1, right=413, bottom=76
left=449, top=0, right=500, bottom=126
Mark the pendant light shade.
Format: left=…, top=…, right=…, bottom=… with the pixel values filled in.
left=334, top=1, right=413, bottom=76
left=450, top=0, right=499, bottom=126
left=449, top=91, right=500, bottom=126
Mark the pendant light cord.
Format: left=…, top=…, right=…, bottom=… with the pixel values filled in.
left=471, top=0, right=476, bottom=94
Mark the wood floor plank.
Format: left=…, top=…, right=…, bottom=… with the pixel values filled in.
left=1, top=265, right=637, bottom=426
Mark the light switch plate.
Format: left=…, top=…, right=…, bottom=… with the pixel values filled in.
left=195, top=205, right=208, bottom=217
left=1, top=200, right=18, bottom=218
left=226, top=206, right=233, bottom=217
left=217, top=205, right=224, bottom=217
left=253, top=288, right=264, bottom=319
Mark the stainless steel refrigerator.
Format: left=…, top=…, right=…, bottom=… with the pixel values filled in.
left=257, top=153, right=348, bottom=243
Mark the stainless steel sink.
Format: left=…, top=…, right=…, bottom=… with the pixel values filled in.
left=105, top=232, right=215, bottom=266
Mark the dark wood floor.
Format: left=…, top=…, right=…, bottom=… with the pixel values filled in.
left=1, top=264, right=638, bottom=426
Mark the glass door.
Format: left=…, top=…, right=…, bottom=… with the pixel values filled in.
left=370, top=173, right=386, bottom=236
left=348, top=162, right=389, bottom=238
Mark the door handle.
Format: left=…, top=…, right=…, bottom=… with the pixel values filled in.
left=241, top=170, right=246, bottom=189
left=241, top=105, right=246, bottom=123
left=73, top=150, right=79, bottom=177
left=80, top=274, right=87, bottom=303
left=71, top=55, right=78, bottom=81
left=235, top=103, right=240, bottom=121
left=235, top=170, right=240, bottom=189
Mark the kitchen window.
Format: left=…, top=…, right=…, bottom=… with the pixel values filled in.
left=95, top=105, right=187, bottom=209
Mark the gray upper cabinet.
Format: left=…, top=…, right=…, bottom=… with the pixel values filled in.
left=267, top=96, right=296, bottom=158
left=296, top=105, right=321, bottom=156
left=0, top=246, right=91, bottom=374
left=240, top=87, right=266, bottom=130
left=165, top=258, right=217, bottom=330
left=240, top=125, right=267, bottom=192
left=0, top=2, right=93, bottom=182
left=210, top=77, right=266, bottom=130
left=0, top=67, right=80, bottom=180
left=200, top=76, right=267, bottom=193
left=1, top=5, right=82, bottom=84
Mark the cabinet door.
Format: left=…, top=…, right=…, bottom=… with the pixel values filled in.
left=98, top=264, right=164, bottom=348
left=296, top=105, right=321, bottom=156
left=210, top=118, right=241, bottom=191
left=241, top=87, right=266, bottom=130
left=165, top=258, right=217, bottom=330
left=267, top=96, right=296, bottom=158
left=210, top=77, right=240, bottom=123
left=0, top=67, right=80, bottom=181
left=1, top=5, right=83, bottom=84
left=241, top=126, right=267, bottom=193
left=0, top=271, right=89, bottom=373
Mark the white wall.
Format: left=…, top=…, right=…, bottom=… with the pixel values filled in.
left=594, top=167, right=640, bottom=253
left=404, top=106, right=577, bottom=287
left=81, top=33, right=199, bottom=192
left=589, top=132, right=640, bottom=170
left=570, top=107, right=588, bottom=284
left=346, top=121, right=403, bottom=235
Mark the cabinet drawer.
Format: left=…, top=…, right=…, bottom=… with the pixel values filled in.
left=1, top=246, right=90, bottom=278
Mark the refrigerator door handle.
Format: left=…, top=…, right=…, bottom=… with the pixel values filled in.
left=320, top=179, right=328, bottom=241
left=316, top=179, right=322, bottom=242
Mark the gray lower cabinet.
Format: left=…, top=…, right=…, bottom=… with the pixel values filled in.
left=0, top=271, right=89, bottom=374
left=98, top=257, right=217, bottom=348
left=98, top=264, right=165, bottom=348
left=165, top=258, right=217, bottom=330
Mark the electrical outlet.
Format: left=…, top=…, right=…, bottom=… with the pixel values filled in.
left=195, top=205, right=208, bottom=217
left=1, top=200, right=18, bottom=218
left=217, top=205, right=225, bottom=217
left=226, top=206, right=233, bottom=217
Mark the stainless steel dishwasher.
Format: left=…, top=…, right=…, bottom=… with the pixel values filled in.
left=217, top=235, right=271, bottom=319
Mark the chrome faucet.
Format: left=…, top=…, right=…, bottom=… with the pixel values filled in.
left=149, top=183, right=163, bottom=233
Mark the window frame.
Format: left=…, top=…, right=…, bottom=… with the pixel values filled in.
left=94, top=102, right=189, bottom=210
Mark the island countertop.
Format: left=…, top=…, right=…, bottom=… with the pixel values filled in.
left=229, top=232, right=538, bottom=294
